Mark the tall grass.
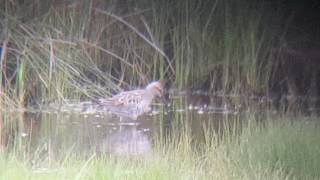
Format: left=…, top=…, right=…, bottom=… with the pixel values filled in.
left=0, top=0, right=287, bottom=108
left=157, top=1, right=284, bottom=93
left=1, top=114, right=319, bottom=179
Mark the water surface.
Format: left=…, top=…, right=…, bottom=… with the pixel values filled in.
left=1, top=94, right=314, bottom=157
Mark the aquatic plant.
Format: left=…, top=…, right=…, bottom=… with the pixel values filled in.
left=0, top=0, right=294, bottom=111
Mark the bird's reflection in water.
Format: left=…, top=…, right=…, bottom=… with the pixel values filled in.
left=98, top=124, right=151, bottom=156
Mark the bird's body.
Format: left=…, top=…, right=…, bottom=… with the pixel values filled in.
left=97, top=81, right=164, bottom=120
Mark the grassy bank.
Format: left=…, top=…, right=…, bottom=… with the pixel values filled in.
left=1, top=117, right=319, bottom=180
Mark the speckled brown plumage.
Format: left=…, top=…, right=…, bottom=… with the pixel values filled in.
left=97, top=81, right=164, bottom=119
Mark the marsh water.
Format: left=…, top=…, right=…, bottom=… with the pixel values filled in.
left=1, top=94, right=317, bottom=157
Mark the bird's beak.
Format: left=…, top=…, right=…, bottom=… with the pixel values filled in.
left=160, top=89, right=170, bottom=104
left=158, top=79, right=170, bottom=104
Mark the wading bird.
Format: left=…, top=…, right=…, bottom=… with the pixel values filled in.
left=97, top=81, right=164, bottom=120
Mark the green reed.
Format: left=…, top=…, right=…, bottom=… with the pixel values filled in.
left=0, top=0, right=286, bottom=108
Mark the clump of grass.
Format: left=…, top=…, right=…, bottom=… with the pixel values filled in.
left=232, top=118, right=320, bottom=179
left=1, top=0, right=173, bottom=108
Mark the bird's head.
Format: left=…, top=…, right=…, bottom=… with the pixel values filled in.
left=146, top=80, right=164, bottom=98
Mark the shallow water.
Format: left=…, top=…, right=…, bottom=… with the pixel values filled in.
left=0, top=94, right=316, bottom=157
